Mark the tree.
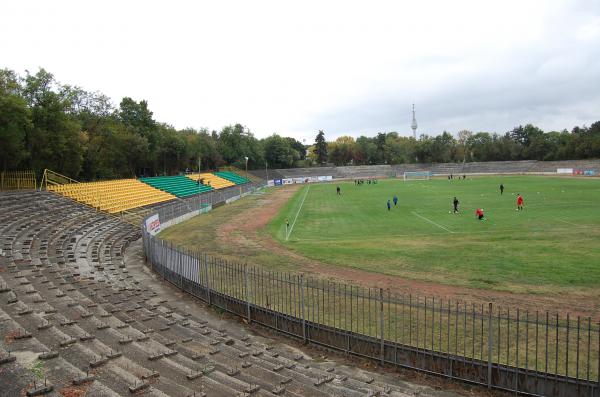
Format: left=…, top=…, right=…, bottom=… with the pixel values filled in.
left=314, top=130, right=328, bottom=164
left=285, top=137, right=306, bottom=159
left=217, top=124, right=263, bottom=169
left=328, top=136, right=355, bottom=165
left=457, top=129, right=473, bottom=163
left=354, top=136, right=377, bottom=165
left=22, top=69, right=84, bottom=176
left=263, top=134, right=300, bottom=168
left=0, top=70, right=30, bottom=170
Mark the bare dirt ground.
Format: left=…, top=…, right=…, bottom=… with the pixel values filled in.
left=216, top=186, right=599, bottom=320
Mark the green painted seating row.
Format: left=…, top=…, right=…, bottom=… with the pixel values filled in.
left=214, top=171, right=250, bottom=185
left=139, top=175, right=213, bottom=197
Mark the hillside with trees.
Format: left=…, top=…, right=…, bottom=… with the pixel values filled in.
left=1, top=68, right=598, bottom=180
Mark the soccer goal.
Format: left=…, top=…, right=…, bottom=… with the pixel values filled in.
left=403, top=171, right=431, bottom=181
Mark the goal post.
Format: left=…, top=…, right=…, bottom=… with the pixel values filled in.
left=403, top=171, right=431, bottom=181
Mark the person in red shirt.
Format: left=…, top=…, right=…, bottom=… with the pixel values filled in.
left=476, top=208, right=485, bottom=220
left=516, top=194, right=524, bottom=211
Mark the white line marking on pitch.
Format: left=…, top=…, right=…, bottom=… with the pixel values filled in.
left=556, top=219, right=581, bottom=227
left=287, top=185, right=310, bottom=240
left=411, top=211, right=455, bottom=233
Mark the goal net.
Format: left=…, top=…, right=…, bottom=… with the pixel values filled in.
left=403, top=171, right=431, bottom=181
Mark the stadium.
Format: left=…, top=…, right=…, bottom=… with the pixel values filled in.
left=0, top=160, right=598, bottom=397
left=2, top=2, right=600, bottom=396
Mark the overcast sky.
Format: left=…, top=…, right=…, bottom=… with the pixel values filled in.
left=2, top=0, right=599, bottom=142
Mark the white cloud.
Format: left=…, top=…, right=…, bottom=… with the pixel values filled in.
left=2, top=0, right=598, bottom=141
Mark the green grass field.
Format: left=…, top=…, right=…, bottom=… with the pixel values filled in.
left=269, top=176, right=600, bottom=294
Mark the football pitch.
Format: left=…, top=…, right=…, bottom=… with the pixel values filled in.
left=269, top=176, right=600, bottom=294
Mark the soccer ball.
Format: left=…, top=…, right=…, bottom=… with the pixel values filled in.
left=515, top=208, right=518, bottom=211
left=449, top=211, right=451, bottom=214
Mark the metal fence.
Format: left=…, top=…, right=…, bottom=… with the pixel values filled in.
left=141, top=184, right=599, bottom=397
left=0, top=170, right=36, bottom=190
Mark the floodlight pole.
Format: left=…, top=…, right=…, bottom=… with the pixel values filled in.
left=265, top=161, right=269, bottom=183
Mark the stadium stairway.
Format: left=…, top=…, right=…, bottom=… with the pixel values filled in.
left=0, top=191, right=463, bottom=397
left=140, top=175, right=213, bottom=198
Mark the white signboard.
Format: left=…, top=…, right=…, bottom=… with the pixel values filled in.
left=282, top=178, right=294, bottom=185
left=293, top=178, right=305, bottom=184
left=145, top=214, right=161, bottom=236
left=557, top=168, right=573, bottom=174
left=267, top=180, right=275, bottom=187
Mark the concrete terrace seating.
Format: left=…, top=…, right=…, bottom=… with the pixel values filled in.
left=272, top=160, right=600, bottom=181
left=187, top=173, right=235, bottom=190
left=275, top=167, right=341, bottom=179
left=214, top=171, right=251, bottom=185
left=0, top=191, right=446, bottom=397
left=140, top=175, right=213, bottom=197
left=249, top=169, right=286, bottom=181
left=48, top=179, right=176, bottom=213
left=337, top=165, right=393, bottom=178
left=528, top=159, right=600, bottom=172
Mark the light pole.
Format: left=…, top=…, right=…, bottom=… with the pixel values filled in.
left=244, top=156, right=249, bottom=181
left=265, top=161, right=269, bottom=183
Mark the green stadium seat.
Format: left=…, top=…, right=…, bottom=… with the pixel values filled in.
left=214, top=171, right=250, bottom=185
left=139, top=175, right=213, bottom=197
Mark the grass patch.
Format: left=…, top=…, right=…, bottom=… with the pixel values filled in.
left=269, top=176, right=600, bottom=294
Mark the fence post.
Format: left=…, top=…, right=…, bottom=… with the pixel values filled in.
left=300, top=275, right=307, bottom=344
left=380, top=288, right=385, bottom=365
left=244, top=265, right=251, bottom=322
left=488, top=302, right=493, bottom=389
left=204, top=253, right=211, bottom=306
left=179, top=249, right=183, bottom=290
left=162, top=241, right=166, bottom=281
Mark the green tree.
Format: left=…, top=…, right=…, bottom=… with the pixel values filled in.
left=263, top=134, right=300, bottom=168
left=217, top=124, right=262, bottom=169
left=22, top=69, right=84, bottom=177
left=0, top=70, right=30, bottom=170
left=314, top=130, right=328, bottom=164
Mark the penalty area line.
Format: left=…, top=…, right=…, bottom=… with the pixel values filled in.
left=412, top=211, right=455, bottom=234
left=286, top=184, right=310, bottom=240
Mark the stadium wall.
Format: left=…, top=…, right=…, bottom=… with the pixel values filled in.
left=270, top=160, right=600, bottom=180
left=140, top=183, right=599, bottom=397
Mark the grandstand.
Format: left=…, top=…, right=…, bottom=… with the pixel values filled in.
left=0, top=190, right=444, bottom=397
left=140, top=175, right=213, bottom=197
left=186, top=173, right=235, bottom=189
left=48, top=179, right=176, bottom=213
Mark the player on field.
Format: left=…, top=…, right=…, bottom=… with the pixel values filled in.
left=387, top=199, right=391, bottom=211
left=516, top=194, right=524, bottom=211
left=336, top=186, right=341, bottom=195
left=476, top=208, right=485, bottom=220
left=453, top=197, right=459, bottom=213
left=500, top=183, right=504, bottom=195
left=393, top=195, right=398, bottom=206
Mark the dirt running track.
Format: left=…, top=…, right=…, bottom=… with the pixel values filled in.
left=217, top=185, right=599, bottom=320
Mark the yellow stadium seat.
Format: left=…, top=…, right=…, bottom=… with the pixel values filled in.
left=186, top=173, right=235, bottom=189
left=49, top=179, right=176, bottom=214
